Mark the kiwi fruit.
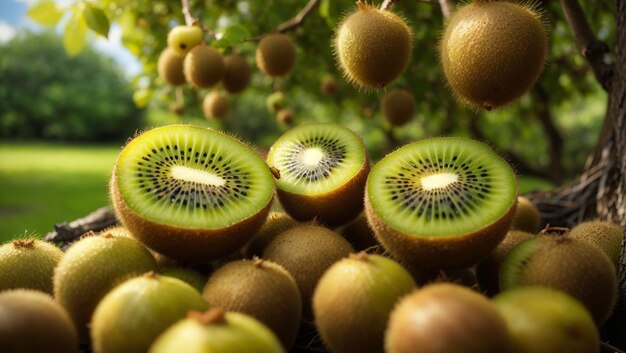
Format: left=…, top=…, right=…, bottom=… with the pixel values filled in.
left=242, top=211, right=299, bottom=258
left=266, top=91, right=286, bottom=114
left=110, top=124, right=275, bottom=261
left=510, top=196, right=541, bottom=233
left=475, top=230, right=534, bottom=296
left=313, top=253, right=416, bottom=353
left=0, top=289, right=79, bottom=353
left=365, top=137, right=518, bottom=271
left=440, top=0, right=547, bottom=110
left=499, top=234, right=617, bottom=324
left=203, top=91, right=229, bottom=120
left=339, top=212, right=380, bottom=251
left=569, top=220, right=624, bottom=268
left=0, top=239, right=63, bottom=294
left=90, top=273, right=207, bottom=353
left=493, top=287, right=599, bottom=353
left=255, top=33, right=296, bottom=77
left=101, top=226, right=179, bottom=268
left=262, top=223, right=354, bottom=316
left=276, top=108, right=294, bottom=125
left=161, top=266, right=207, bottom=292
left=320, top=74, right=339, bottom=96
left=385, top=283, right=513, bottom=353
left=183, top=44, right=225, bottom=88
left=266, top=123, right=370, bottom=227
left=202, top=258, right=301, bottom=349
left=381, top=89, right=415, bottom=126
left=223, top=53, right=251, bottom=94
left=167, top=25, right=203, bottom=55
left=157, top=47, right=186, bottom=86
left=148, top=309, right=285, bottom=353
left=334, top=2, right=412, bottom=89
left=53, top=233, right=157, bottom=340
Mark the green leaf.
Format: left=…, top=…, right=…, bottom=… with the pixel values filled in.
left=214, top=25, right=250, bottom=48
left=27, top=1, right=63, bottom=26
left=82, top=3, right=110, bottom=38
left=63, top=9, right=88, bottom=57
left=133, top=89, right=152, bottom=108
left=319, top=0, right=335, bottom=27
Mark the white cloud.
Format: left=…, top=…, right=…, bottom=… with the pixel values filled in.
left=0, top=21, right=16, bottom=43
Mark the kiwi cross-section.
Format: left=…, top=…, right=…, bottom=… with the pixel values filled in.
left=111, top=125, right=275, bottom=261
left=266, top=123, right=369, bottom=227
left=365, top=137, right=517, bottom=270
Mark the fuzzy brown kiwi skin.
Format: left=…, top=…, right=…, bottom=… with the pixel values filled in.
left=110, top=165, right=272, bottom=262
left=365, top=189, right=517, bottom=271
left=277, top=159, right=370, bottom=228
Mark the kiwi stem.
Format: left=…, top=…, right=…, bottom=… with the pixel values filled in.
left=189, top=308, right=227, bottom=325
left=357, top=1, right=369, bottom=11
left=539, top=226, right=571, bottom=236
left=601, top=341, right=626, bottom=353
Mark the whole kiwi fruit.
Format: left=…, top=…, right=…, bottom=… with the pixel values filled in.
left=475, top=230, right=534, bottom=296
left=255, top=33, right=296, bottom=77
left=183, top=44, right=225, bottom=88
left=385, top=283, right=513, bottom=353
left=203, top=91, right=229, bottom=120
left=276, top=108, right=294, bottom=125
left=91, top=273, right=208, bottom=353
left=53, top=233, right=157, bottom=340
left=110, top=124, right=275, bottom=261
left=202, top=258, right=301, bottom=349
left=381, top=89, right=415, bottom=126
left=157, top=47, right=186, bottom=86
left=320, top=74, right=339, bottom=96
left=149, top=309, right=285, bottom=353
left=266, top=91, right=287, bottom=114
left=0, top=238, right=63, bottom=294
left=510, top=196, right=541, bottom=233
left=440, top=0, right=547, bottom=110
left=313, top=253, right=416, bottom=353
left=262, top=223, right=354, bottom=316
left=0, top=289, right=79, bottom=353
left=365, top=137, right=518, bottom=271
left=266, top=122, right=370, bottom=227
left=493, top=287, right=599, bottom=353
left=167, top=25, right=203, bottom=55
left=160, top=266, right=207, bottom=292
left=242, top=212, right=299, bottom=258
left=334, top=1, right=411, bottom=89
left=569, top=220, right=624, bottom=268
left=223, top=53, right=251, bottom=94
left=500, top=234, right=617, bottom=325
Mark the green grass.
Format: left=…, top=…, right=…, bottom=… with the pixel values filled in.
left=0, top=143, right=120, bottom=243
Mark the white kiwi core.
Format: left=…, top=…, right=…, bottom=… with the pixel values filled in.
left=171, top=165, right=226, bottom=187
left=421, top=173, right=458, bottom=191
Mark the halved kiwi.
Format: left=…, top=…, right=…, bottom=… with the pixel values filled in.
left=111, top=125, right=275, bottom=261
left=365, top=137, right=517, bottom=270
left=266, top=123, right=369, bottom=227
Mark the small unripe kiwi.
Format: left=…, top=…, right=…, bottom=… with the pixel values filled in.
left=157, top=47, right=186, bottom=86
left=262, top=223, right=354, bottom=316
left=160, top=266, right=207, bottom=292
left=53, top=233, right=157, bottom=340
left=266, top=91, right=287, bottom=114
left=500, top=235, right=617, bottom=324
left=202, top=258, right=301, bottom=349
left=167, top=25, right=203, bottom=55
left=493, top=287, right=599, bottom=353
left=320, top=74, right=339, bottom=96
left=510, top=196, right=541, bottom=233
left=243, top=212, right=299, bottom=258
left=313, top=253, right=416, bottom=353
left=0, top=239, right=63, bottom=294
left=334, top=2, right=412, bottom=89
left=440, top=0, right=547, bottom=110
left=381, top=89, right=416, bottom=126
left=385, top=283, right=513, bottom=353
left=223, top=53, right=251, bottom=94
left=475, top=230, right=534, bottom=296
left=91, top=273, right=208, bottom=353
left=569, top=220, right=624, bottom=268
left=0, top=289, right=80, bottom=353
left=203, top=91, right=229, bottom=120
left=148, top=309, right=285, bottom=353
left=184, top=44, right=225, bottom=88
left=255, top=33, right=296, bottom=77
left=276, top=108, right=294, bottom=125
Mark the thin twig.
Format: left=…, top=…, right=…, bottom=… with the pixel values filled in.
left=380, top=0, right=398, bottom=10
left=247, top=0, right=320, bottom=41
left=181, top=0, right=194, bottom=26
left=601, top=341, right=626, bottom=353
left=560, top=0, right=613, bottom=90
left=438, top=0, right=453, bottom=19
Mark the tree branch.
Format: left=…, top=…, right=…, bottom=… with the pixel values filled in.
left=560, top=0, right=613, bottom=90
left=181, top=0, right=194, bottom=26
left=276, top=0, right=320, bottom=33
left=438, top=0, right=454, bottom=19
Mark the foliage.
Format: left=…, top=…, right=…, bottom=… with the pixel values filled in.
left=0, top=32, right=143, bottom=141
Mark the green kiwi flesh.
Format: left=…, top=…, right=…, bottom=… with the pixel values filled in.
left=0, top=239, right=63, bottom=294
left=266, top=123, right=369, bottom=226
left=365, top=137, right=518, bottom=270
left=111, top=124, right=275, bottom=261
left=493, top=287, right=599, bottom=353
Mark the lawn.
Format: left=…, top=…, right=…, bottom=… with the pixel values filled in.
left=0, top=142, right=554, bottom=244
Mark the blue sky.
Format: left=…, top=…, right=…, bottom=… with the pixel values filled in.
left=0, top=0, right=141, bottom=76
